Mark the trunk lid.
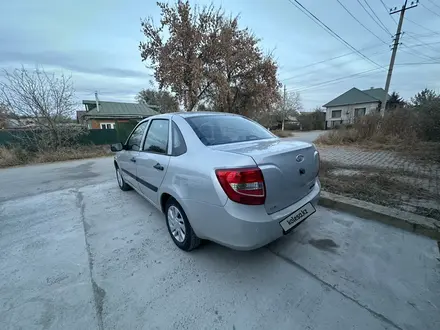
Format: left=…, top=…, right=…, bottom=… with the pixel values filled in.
left=211, top=138, right=319, bottom=214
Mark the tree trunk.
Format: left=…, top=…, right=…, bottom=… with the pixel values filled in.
left=282, top=119, right=285, bottom=131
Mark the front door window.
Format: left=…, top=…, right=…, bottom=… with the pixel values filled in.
left=126, top=122, right=149, bottom=151
left=143, top=119, right=169, bottom=154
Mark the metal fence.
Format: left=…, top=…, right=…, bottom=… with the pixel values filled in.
left=0, top=129, right=119, bottom=146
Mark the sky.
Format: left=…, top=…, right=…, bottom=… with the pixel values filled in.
left=1, top=0, right=440, bottom=111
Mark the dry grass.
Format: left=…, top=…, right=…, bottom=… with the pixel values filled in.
left=315, top=110, right=440, bottom=163
left=272, top=130, right=294, bottom=138
left=319, top=160, right=439, bottom=220
left=0, top=145, right=112, bottom=168
left=316, top=111, right=417, bottom=145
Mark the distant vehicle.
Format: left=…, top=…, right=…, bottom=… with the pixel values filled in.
left=111, top=112, right=320, bottom=251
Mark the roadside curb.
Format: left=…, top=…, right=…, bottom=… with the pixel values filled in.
left=318, top=191, right=440, bottom=241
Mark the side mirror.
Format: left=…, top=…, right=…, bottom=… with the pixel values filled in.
left=111, top=142, right=123, bottom=152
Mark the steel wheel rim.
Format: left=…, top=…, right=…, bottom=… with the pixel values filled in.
left=116, top=168, right=123, bottom=187
left=167, top=205, right=186, bottom=243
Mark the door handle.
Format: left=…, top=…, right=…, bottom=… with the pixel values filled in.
left=130, top=157, right=136, bottom=163
left=153, top=163, right=164, bottom=171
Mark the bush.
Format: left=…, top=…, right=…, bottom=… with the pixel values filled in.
left=284, top=122, right=300, bottom=130
left=315, top=127, right=359, bottom=145
left=414, top=101, right=440, bottom=141
left=298, top=111, right=325, bottom=131
left=0, top=147, right=31, bottom=167
left=316, top=107, right=431, bottom=145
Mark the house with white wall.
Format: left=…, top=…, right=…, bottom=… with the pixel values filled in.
left=323, top=87, right=389, bottom=129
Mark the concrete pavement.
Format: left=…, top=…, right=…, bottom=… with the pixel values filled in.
left=1, top=157, right=439, bottom=330
left=0, top=157, right=114, bottom=202
left=287, top=130, right=326, bottom=143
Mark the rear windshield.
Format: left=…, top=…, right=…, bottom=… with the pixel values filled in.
left=185, top=115, right=275, bottom=146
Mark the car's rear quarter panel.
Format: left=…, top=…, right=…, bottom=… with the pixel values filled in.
left=158, top=115, right=257, bottom=237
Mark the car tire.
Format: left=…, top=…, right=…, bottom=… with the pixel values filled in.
left=165, top=198, right=201, bottom=251
left=115, top=166, right=132, bottom=191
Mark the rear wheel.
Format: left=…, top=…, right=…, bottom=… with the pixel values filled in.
left=115, top=166, right=131, bottom=191
left=165, top=198, right=200, bottom=251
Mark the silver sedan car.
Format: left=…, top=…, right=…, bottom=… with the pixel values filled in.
left=111, top=112, right=320, bottom=251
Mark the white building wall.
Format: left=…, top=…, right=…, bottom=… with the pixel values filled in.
left=325, top=102, right=379, bottom=128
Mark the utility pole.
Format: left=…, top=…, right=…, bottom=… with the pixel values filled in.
left=282, top=84, right=287, bottom=131
left=381, top=0, right=418, bottom=115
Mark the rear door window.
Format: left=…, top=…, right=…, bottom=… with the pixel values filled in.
left=185, top=115, right=274, bottom=146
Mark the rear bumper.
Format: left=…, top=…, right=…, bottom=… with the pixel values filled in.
left=183, top=179, right=321, bottom=250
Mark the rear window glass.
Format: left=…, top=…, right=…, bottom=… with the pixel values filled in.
left=185, top=115, right=274, bottom=146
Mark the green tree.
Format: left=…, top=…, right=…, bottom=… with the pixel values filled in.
left=410, top=88, right=440, bottom=107
left=410, top=89, right=440, bottom=141
left=136, top=89, right=179, bottom=113
left=139, top=1, right=280, bottom=114
left=386, top=91, right=405, bottom=109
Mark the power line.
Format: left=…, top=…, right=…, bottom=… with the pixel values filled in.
left=405, top=17, right=440, bottom=35
left=403, top=39, right=440, bottom=48
left=362, top=0, right=393, bottom=34
left=281, top=49, right=389, bottom=84
left=278, top=51, right=357, bottom=78
left=427, top=0, right=440, bottom=11
left=404, top=32, right=440, bottom=52
left=286, top=0, right=384, bottom=69
left=407, top=31, right=440, bottom=38
left=410, top=47, right=439, bottom=61
left=286, top=67, right=385, bottom=93
left=401, top=44, right=440, bottom=62
left=380, top=0, right=398, bottom=24
left=335, top=0, right=388, bottom=44
left=278, top=43, right=385, bottom=78
left=286, top=59, right=439, bottom=95
left=395, top=61, right=440, bottom=65
left=421, top=3, right=440, bottom=17
left=356, top=0, right=392, bottom=36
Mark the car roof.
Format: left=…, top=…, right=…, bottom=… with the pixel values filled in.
left=139, top=112, right=241, bottom=124
left=175, top=111, right=240, bottom=118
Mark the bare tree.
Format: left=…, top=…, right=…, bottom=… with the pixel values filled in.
left=252, top=106, right=278, bottom=130
left=0, top=67, right=84, bottom=150
left=275, top=91, right=302, bottom=130
left=0, top=104, right=7, bottom=129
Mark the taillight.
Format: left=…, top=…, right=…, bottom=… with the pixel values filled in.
left=215, top=168, right=266, bottom=205
left=316, top=150, right=320, bottom=176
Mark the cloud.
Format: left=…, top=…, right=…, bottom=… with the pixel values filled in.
left=1, top=0, right=439, bottom=111
left=0, top=50, right=153, bottom=79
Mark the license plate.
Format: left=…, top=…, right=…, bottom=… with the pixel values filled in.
left=279, top=202, right=316, bottom=232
